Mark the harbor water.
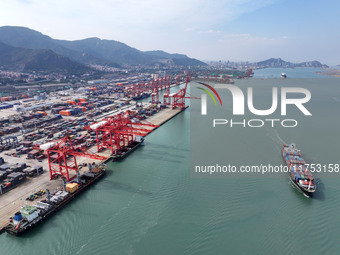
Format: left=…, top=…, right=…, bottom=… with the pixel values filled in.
left=1, top=68, right=340, bottom=255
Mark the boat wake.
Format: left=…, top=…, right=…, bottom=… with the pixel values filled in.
left=265, top=127, right=287, bottom=148
left=331, top=97, right=340, bottom=102
left=273, top=129, right=286, bottom=144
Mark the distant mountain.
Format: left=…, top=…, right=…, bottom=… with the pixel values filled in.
left=144, top=50, right=205, bottom=66
left=144, top=50, right=187, bottom=59
left=0, top=26, right=206, bottom=67
left=0, top=26, right=117, bottom=67
left=295, top=60, right=328, bottom=68
left=56, top=37, right=155, bottom=66
left=255, top=58, right=328, bottom=68
left=0, top=41, right=91, bottom=74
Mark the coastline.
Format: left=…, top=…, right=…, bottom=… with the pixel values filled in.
left=316, top=68, right=340, bottom=78
left=0, top=104, right=188, bottom=234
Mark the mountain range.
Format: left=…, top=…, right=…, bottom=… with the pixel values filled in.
left=0, top=26, right=206, bottom=73
left=0, top=26, right=330, bottom=74
left=0, top=41, right=92, bottom=74
left=254, top=58, right=328, bottom=68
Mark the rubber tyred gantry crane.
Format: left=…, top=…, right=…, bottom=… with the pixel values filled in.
left=45, top=136, right=107, bottom=181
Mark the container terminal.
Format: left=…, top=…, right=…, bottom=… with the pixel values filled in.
left=0, top=68, right=253, bottom=235
left=0, top=73, right=196, bottom=235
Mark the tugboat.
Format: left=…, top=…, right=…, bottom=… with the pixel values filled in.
left=282, top=144, right=315, bottom=197
left=281, top=73, right=287, bottom=78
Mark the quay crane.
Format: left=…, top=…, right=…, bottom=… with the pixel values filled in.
left=44, top=136, right=107, bottom=182
left=151, top=78, right=160, bottom=104
left=151, top=72, right=171, bottom=104
left=170, top=77, right=199, bottom=110
left=87, top=111, right=158, bottom=155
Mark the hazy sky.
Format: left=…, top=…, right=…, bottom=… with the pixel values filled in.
left=0, top=0, right=339, bottom=65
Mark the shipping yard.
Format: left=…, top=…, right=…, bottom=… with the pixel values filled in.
left=0, top=73, right=193, bottom=234
left=0, top=1, right=338, bottom=253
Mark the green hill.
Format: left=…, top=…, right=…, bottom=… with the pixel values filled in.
left=0, top=26, right=206, bottom=67
left=0, top=41, right=92, bottom=74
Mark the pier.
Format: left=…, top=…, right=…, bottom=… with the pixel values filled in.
left=0, top=105, right=188, bottom=234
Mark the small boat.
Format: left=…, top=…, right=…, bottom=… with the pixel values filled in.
left=282, top=144, right=316, bottom=196
left=281, top=73, right=287, bottom=78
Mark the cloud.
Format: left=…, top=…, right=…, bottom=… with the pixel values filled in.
left=221, top=33, right=251, bottom=39
left=0, top=0, right=277, bottom=38
left=186, top=31, right=289, bottom=62
left=198, top=30, right=222, bottom=34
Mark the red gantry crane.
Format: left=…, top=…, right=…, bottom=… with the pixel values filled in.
left=151, top=78, right=160, bottom=104
left=88, top=110, right=158, bottom=155
left=163, top=72, right=172, bottom=105
left=171, top=76, right=199, bottom=110
left=151, top=72, right=171, bottom=104
left=44, top=136, right=107, bottom=182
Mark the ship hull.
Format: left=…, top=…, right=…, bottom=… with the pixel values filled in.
left=111, top=140, right=143, bottom=162
left=5, top=170, right=106, bottom=236
left=288, top=174, right=314, bottom=197
left=281, top=146, right=316, bottom=197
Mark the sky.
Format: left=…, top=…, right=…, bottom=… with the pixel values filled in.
left=0, top=0, right=339, bottom=65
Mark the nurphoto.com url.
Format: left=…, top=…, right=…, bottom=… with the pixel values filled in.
left=194, top=164, right=340, bottom=175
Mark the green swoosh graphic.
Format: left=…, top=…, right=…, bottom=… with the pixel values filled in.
left=198, top=87, right=217, bottom=105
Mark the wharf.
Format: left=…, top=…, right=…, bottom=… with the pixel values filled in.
left=144, top=106, right=188, bottom=127
left=0, top=105, right=187, bottom=234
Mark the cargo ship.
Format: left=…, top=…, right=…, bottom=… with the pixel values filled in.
left=111, top=137, right=144, bottom=162
left=282, top=144, right=316, bottom=196
left=4, top=164, right=106, bottom=236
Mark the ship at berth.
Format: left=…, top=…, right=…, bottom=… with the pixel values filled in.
left=4, top=164, right=106, bottom=236
left=282, top=144, right=316, bottom=196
